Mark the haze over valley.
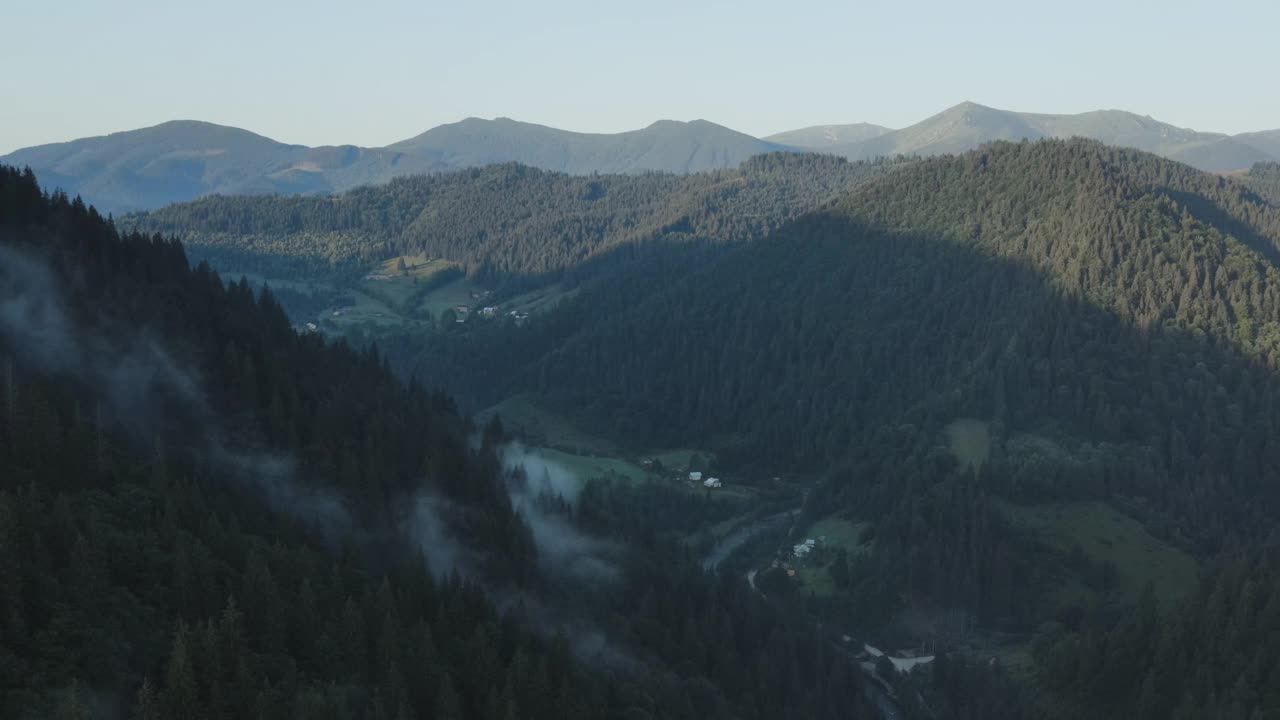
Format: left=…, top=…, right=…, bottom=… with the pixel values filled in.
left=5, top=1, right=1280, bottom=718
left=6, top=102, right=1277, bottom=213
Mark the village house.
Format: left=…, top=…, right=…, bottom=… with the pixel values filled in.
left=792, top=538, right=817, bottom=558
left=703, top=477, right=722, bottom=488
left=688, top=472, right=702, bottom=482
left=860, top=643, right=936, bottom=673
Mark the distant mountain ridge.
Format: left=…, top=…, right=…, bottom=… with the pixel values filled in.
left=816, top=102, right=1279, bottom=171
left=388, top=116, right=788, bottom=174
left=4, top=103, right=1275, bottom=212
left=1, top=117, right=785, bottom=213
left=762, top=123, right=892, bottom=148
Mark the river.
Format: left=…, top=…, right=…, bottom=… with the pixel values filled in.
left=701, top=507, right=907, bottom=720
left=701, top=509, right=797, bottom=571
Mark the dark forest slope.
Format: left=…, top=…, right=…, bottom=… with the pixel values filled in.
left=127, top=153, right=909, bottom=283
left=397, top=140, right=1280, bottom=718
left=414, top=138, right=1280, bottom=593
left=0, top=166, right=880, bottom=720
left=457, top=141, right=1280, bottom=491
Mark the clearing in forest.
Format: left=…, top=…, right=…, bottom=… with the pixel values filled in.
left=946, top=418, right=991, bottom=473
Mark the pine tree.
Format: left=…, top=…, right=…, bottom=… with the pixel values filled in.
left=134, top=678, right=161, bottom=720
left=162, top=626, right=199, bottom=718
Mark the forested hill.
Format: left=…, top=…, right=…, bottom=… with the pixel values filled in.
left=0, top=165, right=881, bottom=720
left=401, top=139, right=1280, bottom=716
left=449, top=140, right=1280, bottom=482
left=0, top=165, right=554, bottom=718
left=420, top=138, right=1280, bottom=569
left=1245, top=161, right=1280, bottom=206
left=127, top=152, right=909, bottom=282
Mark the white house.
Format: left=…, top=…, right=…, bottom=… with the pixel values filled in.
left=793, top=543, right=812, bottom=558
left=689, top=472, right=703, bottom=482
left=703, top=477, right=722, bottom=488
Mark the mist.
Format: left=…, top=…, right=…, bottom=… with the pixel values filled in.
left=0, top=244, right=80, bottom=373
left=500, top=441, right=620, bottom=583
left=501, top=440, right=582, bottom=502
left=399, top=492, right=471, bottom=579
left=0, top=244, right=351, bottom=533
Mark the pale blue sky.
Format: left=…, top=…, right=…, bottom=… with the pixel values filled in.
left=3, top=0, right=1277, bottom=154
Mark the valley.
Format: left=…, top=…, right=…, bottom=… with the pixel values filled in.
left=8, top=140, right=1280, bottom=719
left=11, top=4, right=1280, bottom=718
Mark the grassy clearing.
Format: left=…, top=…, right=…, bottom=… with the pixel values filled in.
left=796, top=565, right=837, bottom=596
left=325, top=289, right=405, bottom=328
left=417, top=277, right=483, bottom=320
left=479, top=394, right=619, bottom=455
left=946, top=418, right=991, bottom=473
left=992, top=644, right=1037, bottom=676
left=372, top=254, right=454, bottom=279
left=706, top=484, right=758, bottom=501
left=362, top=256, right=463, bottom=308
left=996, top=499, right=1198, bottom=604
left=806, top=516, right=872, bottom=556
left=527, top=446, right=654, bottom=485
left=645, top=448, right=716, bottom=473
left=502, top=283, right=579, bottom=316
left=784, top=516, right=872, bottom=598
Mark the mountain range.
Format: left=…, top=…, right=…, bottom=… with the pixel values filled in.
left=12, top=131, right=1280, bottom=717
left=775, top=102, right=1280, bottom=171
left=128, top=138, right=1280, bottom=719
left=3, top=102, right=1276, bottom=213
left=0, top=118, right=784, bottom=213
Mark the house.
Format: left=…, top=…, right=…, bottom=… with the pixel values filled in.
left=863, top=643, right=935, bottom=673
left=304, top=322, right=318, bottom=333
left=793, top=543, right=812, bottom=558
left=703, top=477, right=722, bottom=488
left=689, top=472, right=702, bottom=482
left=480, top=306, right=498, bottom=318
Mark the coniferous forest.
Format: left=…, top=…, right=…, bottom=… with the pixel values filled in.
left=11, top=136, right=1280, bottom=720
left=0, top=166, right=882, bottom=720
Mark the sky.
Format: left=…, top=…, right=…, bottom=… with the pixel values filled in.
left=2, top=0, right=1278, bottom=155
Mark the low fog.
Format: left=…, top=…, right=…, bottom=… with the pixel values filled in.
left=0, top=244, right=351, bottom=532
left=500, top=441, right=620, bottom=583
left=3, top=244, right=633, bottom=667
